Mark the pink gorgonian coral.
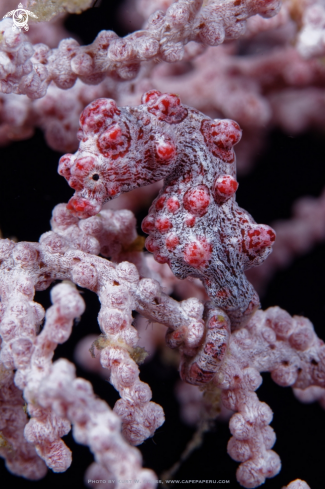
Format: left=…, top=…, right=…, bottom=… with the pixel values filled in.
left=1, top=2, right=324, bottom=489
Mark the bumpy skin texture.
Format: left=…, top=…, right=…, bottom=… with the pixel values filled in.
left=59, top=91, right=275, bottom=328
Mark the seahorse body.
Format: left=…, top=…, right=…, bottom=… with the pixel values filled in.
left=58, top=91, right=275, bottom=329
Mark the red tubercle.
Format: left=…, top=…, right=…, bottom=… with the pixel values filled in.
left=72, top=156, right=96, bottom=177
left=201, top=119, right=241, bottom=163
left=68, top=177, right=84, bottom=191
left=172, top=330, right=184, bottom=340
left=145, top=236, right=160, bottom=252
left=58, top=153, right=73, bottom=179
left=142, top=215, right=156, bottom=234
left=183, top=185, right=210, bottom=217
left=155, top=216, right=173, bottom=233
left=67, top=198, right=88, bottom=213
left=165, top=233, right=180, bottom=251
left=147, top=92, right=188, bottom=124
left=246, top=225, right=276, bottom=251
left=166, top=197, right=180, bottom=213
left=214, top=175, right=238, bottom=204
left=156, top=139, right=176, bottom=161
left=183, top=237, right=212, bottom=268
left=80, top=98, right=120, bottom=134
left=155, top=196, right=166, bottom=211
left=66, top=197, right=100, bottom=218
left=97, top=122, right=131, bottom=158
left=141, top=90, right=162, bottom=105
left=104, top=124, right=122, bottom=141
left=154, top=253, right=169, bottom=264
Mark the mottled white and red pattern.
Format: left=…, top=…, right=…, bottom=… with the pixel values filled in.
left=59, top=91, right=275, bottom=330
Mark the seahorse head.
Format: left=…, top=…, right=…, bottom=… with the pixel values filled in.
left=59, top=91, right=189, bottom=218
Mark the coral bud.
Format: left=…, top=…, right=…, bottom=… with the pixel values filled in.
left=72, top=262, right=98, bottom=290
left=271, top=365, right=298, bottom=386
left=289, top=326, right=314, bottom=351
left=229, top=413, right=254, bottom=440
left=228, top=437, right=251, bottom=462
left=13, top=243, right=38, bottom=265
left=166, top=3, right=190, bottom=26
left=116, top=262, right=139, bottom=283
left=51, top=204, right=79, bottom=230
left=198, top=21, right=225, bottom=46
left=40, top=233, right=67, bottom=254
left=266, top=307, right=294, bottom=340
left=185, top=321, right=204, bottom=347
left=99, top=308, right=127, bottom=335
left=116, top=362, right=138, bottom=388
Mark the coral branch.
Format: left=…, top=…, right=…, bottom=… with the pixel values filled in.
left=38, top=359, right=158, bottom=489
left=0, top=206, right=167, bottom=479
left=0, top=0, right=281, bottom=98
left=0, top=361, right=46, bottom=479
left=213, top=306, right=325, bottom=487
left=23, top=283, right=85, bottom=472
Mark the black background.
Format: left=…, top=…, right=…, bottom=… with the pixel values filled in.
left=1, top=1, right=325, bottom=488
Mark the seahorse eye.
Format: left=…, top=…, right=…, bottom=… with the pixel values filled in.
left=92, top=174, right=100, bottom=181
